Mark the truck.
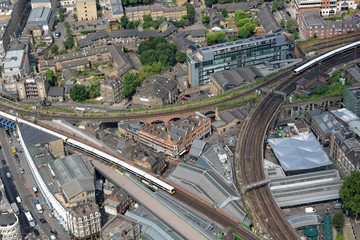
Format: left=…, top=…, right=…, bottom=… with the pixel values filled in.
left=10, top=203, right=20, bottom=215
left=305, top=207, right=316, bottom=213
left=33, top=199, right=44, bottom=213
left=55, top=31, right=60, bottom=38
left=11, top=146, right=16, bottom=153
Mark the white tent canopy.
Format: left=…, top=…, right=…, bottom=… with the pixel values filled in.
left=268, top=133, right=332, bottom=171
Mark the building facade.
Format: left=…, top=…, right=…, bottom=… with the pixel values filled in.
left=187, top=32, right=294, bottom=87
left=2, top=49, right=30, bottom=79
left=292, top=0, right=360, bottom=17
left=344, top=86, right=360, bottom=117
left=76, top=0, right=97, bottom=21
left=125, top=6, right=186, bottom=21
left=16, top=77, right=48, bottom=100
left=67, top=203, right=101, bottom=240
left=100, top=76, right=123, bottom=103
left=101, top=214, right=140, bottom=240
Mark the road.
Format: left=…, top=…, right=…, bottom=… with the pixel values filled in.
left=0, top=129, right=69, bottom=240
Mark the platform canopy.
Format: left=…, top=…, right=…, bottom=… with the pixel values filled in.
left=268, top=132, right=332, bottom=171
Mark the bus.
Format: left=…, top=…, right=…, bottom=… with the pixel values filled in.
left=24, top=211, right=36, bottom=228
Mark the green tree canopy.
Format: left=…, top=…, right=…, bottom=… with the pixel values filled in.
left=50, top=44, right=59, bottom=55
left=176, top=51, right=187, bottom=63
left=272, top=0, right=284, bottom=11
left=216, top=31, right=226, bottom=43
left=237, top=27, right=250, bottom=39
left=46, top=70, right=55, bottom=86
left=122, top=73, right=142, bottom=97
left=340, top=171, right=360, bottom=216
left=70, top=84, right=88, bottom=101
left=202, top=15, right=210, bottom=24
left=244, top=22, right=256, bottom=33
left=286, top=20, right=298, bottom=34
left=280, top=18, right=286, bottom=28
left=332, top=212, right=345, bottom=231
left=235, top=9, right=247, bottom=21
left=206, top=32, right=217, bottom=45
left=185, top=3, right=195, bottom=24
left=221, top=8, right=228, bottom=17
left=120, top=15, right=129, bottom=29
left=237, top=18, right=251, bottom=27
left=205, top=0, right=216, bottom=6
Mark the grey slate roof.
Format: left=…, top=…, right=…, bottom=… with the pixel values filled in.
left=48, top=87, right=64, bottom=97
left=27, top=7, right=51, bottom=26
left=135, top=75, right=177, bottom=100
left=296, top=70, right=328, bottom=85
left=61, top=58, right=89, bottom=69
left=300, top=10, right=325, bottom=29
left=18, top=122, right=60, bottom=146
left=258, top=4, right=281, bottom=33
left=312, top=112, right=343, bottom=135
left=172, top=31, right=197, bottom=52
left=0, top=214, right=17, bottom=227
left=212, top=0, right=259, bottom=13
left=347, top=68, right=360, bottom=83
left=188, top=29, right=206, bottom=38
left=219, top=105, right=252, bottom=124
left=189, top=139, right=207, bottom=159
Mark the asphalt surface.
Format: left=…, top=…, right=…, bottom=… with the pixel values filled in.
left=0, top=129, right=69, bottom=240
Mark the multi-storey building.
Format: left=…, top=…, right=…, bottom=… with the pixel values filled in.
left=100, top=75, right=123, bottom=103
left=76, top=0, right=97, bottom=21
left=187, top=32, right=294, bottom=87
left=292, top=0, right=360, bottom=17
left=119, top=112, right=212, bottom=161
left=125, top=5, right=187, bottom=21
left=0, top=178, right=21, bottom=240
left=330, top=127, right=360, bottom=174
left=103, top=188, right=131, bottom=215
left=299, top=10, right=357, bottom=40
left=58, top=0, right=76, bottom=13
left=67, top=203, right=101, bottom=240
left=101, top=214, right=140, bottom=240
left=2, top=49, right=30, bottom=79
left=344, top=86, right=360, bottom=117
left=31, top=0, right=52, bottom=9
left=16, top=77, right=49, bottom=100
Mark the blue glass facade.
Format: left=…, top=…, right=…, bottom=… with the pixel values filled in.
left=187, top=32, right=294, bottom=87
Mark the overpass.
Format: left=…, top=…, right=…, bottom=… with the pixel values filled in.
left=0, top=115, right=16, bottom=130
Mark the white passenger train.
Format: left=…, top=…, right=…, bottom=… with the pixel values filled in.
left=294, top=41, right=360, bottom=75
left=0, top=111, right=175, bottom=194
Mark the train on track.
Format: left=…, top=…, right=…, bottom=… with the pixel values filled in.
left=294, top=40, right=360, bottom=75
left=0, top=111, right=176, bottom=195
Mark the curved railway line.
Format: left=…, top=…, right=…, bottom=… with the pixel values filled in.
left=238, top=48, right=360, bottom=239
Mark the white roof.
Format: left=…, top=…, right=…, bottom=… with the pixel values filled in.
left=3, top=50, right=24, bottom=69
left=268, top=132, right=332, bottom=171
left=331, top=108, right=359, bottom=123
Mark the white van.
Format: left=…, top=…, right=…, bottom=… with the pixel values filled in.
left=16, top=196, right=21, bottom=203
left=6, top=172, right=11, bottom=179
left=305, top=207, right=316, bottom=213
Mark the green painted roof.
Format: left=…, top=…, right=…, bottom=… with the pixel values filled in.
left=304, top=227, right=319, bottom=237
left=324, top=215, right=333, bottom=240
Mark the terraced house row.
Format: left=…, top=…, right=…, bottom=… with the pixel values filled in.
left=125, top=5, right=187, bottom=21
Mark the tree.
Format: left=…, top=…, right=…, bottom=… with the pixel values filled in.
left=205, top=0, right=216, bottom=6
left=73, top=13, right=78, bottom=21
left=244, top=22, right=256, bottom=33
left=50, top=44, right=59, bottom=55
left=286, top=20, right=298, bottom=34
left=340, top=171, right=360, bottom=217
left=280, top=18, right=286, bottom=28
left=357, top=4, right=360, bottom=9
left=126, top=21, right=135, bottom=29
left=272, top=0, right=284, bottom=11
left=140, top=49, right=157, bottom=65
left=332, top=212, right=345, bottom=231
left=70, top=85, right=88, bottom=101
left=46, top=70, right=54, bottom=85
left=59, top=7, right=66, bottom=22
left=206, top=32, right=217, bottom=45
left=235, top=9, right=247, bottom=21
left=237, top=27, right=250, bottom=39
left=122, top=73, right=141, bottom=97
left=185, top=3, right=195, bottom=24
left=228, top=36, right=238, bottom=42
left=221, top=8, right=228, bottom=18
left=227, top=227, right=234, bottom=234
left=64, top=35, right=74, bottom=49
left=120, top=15, right=129, bottom=29
left=237, top=18, right=251, bottom=27
left=216, top=31, right=226, bottom=43
left=176, top=51, right=187, bottom=63
left=202, top=15, right=210, bottom=24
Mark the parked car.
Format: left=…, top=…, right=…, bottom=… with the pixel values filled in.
left=20, top=168, right=24, bottom=174
left=1, top=159, right=6, bottom=165
left=181, top=97, right=188, bottom=101
left=94, top=24, right=97, bottom=28
left=102, top=21, right=105, bottom=25
left=0, top=144, right=2, bottom=150
left=184, top=94, right=191, bottom=98
left=39, top=218, right=46, bottom=224
left=197, top=90, right=205, bottom=95
left=34, top=229, right=40, bottom=236
left=50, top=230, right=58, bottom=236
left=14, top=154, right=20, bottom=164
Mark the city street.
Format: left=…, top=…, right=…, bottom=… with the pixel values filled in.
left=0, top=128, right=69, bottom=240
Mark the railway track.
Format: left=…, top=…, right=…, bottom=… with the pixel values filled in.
left=238, top=48, right=359, bottom=240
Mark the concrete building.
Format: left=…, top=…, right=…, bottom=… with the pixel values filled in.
left=103, top=188, right=131, bottom=215
left=31, top=0, right=52, bottom=9
left=101, top=214, right=140, bottom=240
left=331, top=127, right=360, bottom=174
left=125, top=5, right=187, bottom=21
left=119, top=112, right=212, bottom=161
left=299, top=11, right=357, bottom=40
left=132, top=75, right=178, bottom=108
left=67, top=203, right=101, bottom=240
left=0, top=178, right=21, bottom=240
left=47, top=87, right=64, bottom=102
left=187, top=32, right=294, bottom=87
left=2, top=49, right=30, bottom=79
left=306, top=110, right=343, bottom=146
left=16, top=77, right=48, bottom=100
left=343, top=86, right=360, bottom=117
left=58, top=0, right=76, bottom=13
left=292, top=0, right=360, bottom=17
left=109, top=0, right=124, bottom=19
left=100, top=75, right=123, bottom=103
left=76, top=0, right=97, bottom=21
left=210, top=66, right=262, bottom=96
left=26, top=7, right=52, bottom=32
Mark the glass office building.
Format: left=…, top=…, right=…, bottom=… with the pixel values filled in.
left=187, top=32, right=294, bottom=87
left=343, top=87, right=360, bottom=117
